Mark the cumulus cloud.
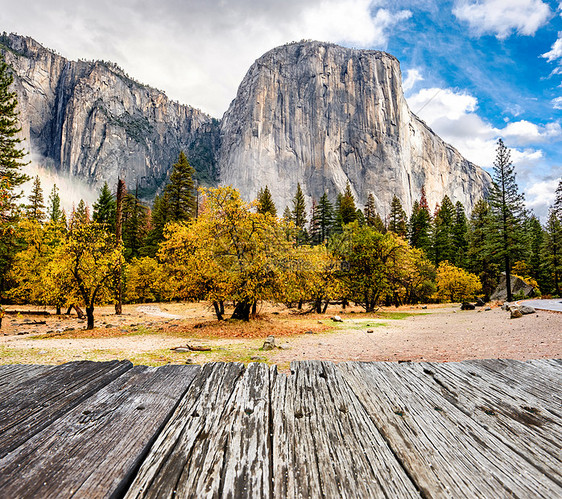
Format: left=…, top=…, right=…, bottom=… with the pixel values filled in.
left=526, top=177, right=561, bottom=212
left=542, top=32, right=562, bottom=62
left=402, top=68, right=424, bottom=93
left=407, top=87, right=560, bottom=165
left=406, top=85, right=561, bottom=217
left=0, top=0, right=412, bottom=116
left=553, top=97, right=562, bottom=109
left=453, top=0, right=552, bottom=39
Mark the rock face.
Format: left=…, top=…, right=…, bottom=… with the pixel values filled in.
left=3, top=34, right=491, bottom=212
left=1, top=33, right=219, bottom=197
left=219, top=41, right=491, bottom=214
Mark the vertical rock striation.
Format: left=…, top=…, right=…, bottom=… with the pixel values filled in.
left=219, top=41, right=491, bottom=214
left=1, top=33, right=219, bottom=197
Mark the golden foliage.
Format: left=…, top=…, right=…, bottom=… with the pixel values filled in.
left=435, top=261, right=482, bottom=302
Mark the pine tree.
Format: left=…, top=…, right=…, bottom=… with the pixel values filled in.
left=71, top=199, right=90, bottom=228
left=47, top=184, right=63, bottom=223
left=409, top=198, right=431, bottom=255
left=291, top=183, right=308, bottom=244
left=543, top=181, right=562, bottom=295
left=142, top=194, right=168, bottom=257
left=93, top=182, right=116, bottom=230
left=432, top=195, right=455, bottom=264
left=452, top=201, right=468, bottom=268
left=364, top=193, right=385, bottom=232
left=525, top=215, right=546, bottom=288
left=310, top=192, right=335, bottom=244
left=487, top=139, right=526, bottom=302
left=26, top=175, right=45, bottom=222
left=257, top=185, right=277, bottom=217
left=163, top=151, right=196, bottom=222
left=336, top=182, right=357, bottom=227
left=388, top=195, right=407, bottom=237
left=122, top=187, right=149, bottom=260
left=0, top=53, right=28, bottom=210
left=467, top=199, right=497, bottom=300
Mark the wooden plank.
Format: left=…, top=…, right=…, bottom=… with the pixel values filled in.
left=271, top=361, right=420, bottom=499
left=461, top=359, right=562, bottom=414
left=0, top=364, right=53, bottom=393
left=0, top=365, right=199, bottom=498
left=409, top=361, right=562, bottom=486
left=0, top=360, right=132, bottom=458
left=339, top=362, right=562, bottom=498
left=124, top=362, right=248, bottom=498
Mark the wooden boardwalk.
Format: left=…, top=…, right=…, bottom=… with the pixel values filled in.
left=0, top=359, right=560, bottom=498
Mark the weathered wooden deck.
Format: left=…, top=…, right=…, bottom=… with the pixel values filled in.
left=0, top=359, right=560, bottom=498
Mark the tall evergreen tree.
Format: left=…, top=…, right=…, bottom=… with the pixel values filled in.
left=310, top=192, right=335, bottom=244
left=47, top=184, right=63, bottom=223
left=142, top=194, right=168, bottom=257
left=93, top=182, right=116, bottom=230
left=336, top=182, right=357, bottom=227
left=291, top=183, right=308, bottom=244
left=525, top=215, right=546, bottom=289
left=432, top=195, right=455, bottom=264
left=26, top=175, right=45, bottom=222
left=388, top=195, right=407, bottom=237
left=467, top=199, right=497, bottom=300
left=122, top=187, right=149, bottom=260
left=257, top=185, right=277, bottom=217
left=364, top=192, right=385, bottom=232
left=71, top=199, right=90, bottom=228
left=487, top=139, right=526, bottom=302
left=409, top=197, right=431, bottom=255
left=452, top=201, right=468, bottom=268
left=0, top=53, right=28, bottom=210
left=164, top=151, right=196, bottom=222
left=543, top=181, right=562, bottom=295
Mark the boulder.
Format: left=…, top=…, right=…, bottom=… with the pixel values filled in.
left=510, top=309, right=523, bottom=319
left=519, top=305, right=536, bottom=315
left=331, top=316, right=343, bottom=323
left=491, top=273, right=536, bottom=301
left=475, top=297, right=486, bottom=307
left=461, top=302, right=476, bottom=310
left=262, top=335, right=276, bottom=350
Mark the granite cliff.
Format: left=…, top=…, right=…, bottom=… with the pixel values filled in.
left=219, top=41, right=491, bottom=214
left=2, top=34, right=490, bottom=213
left=1, top=33, right=219, bottom=198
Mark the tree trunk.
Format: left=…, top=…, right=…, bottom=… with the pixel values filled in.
left=56, top=306, right=61, bottom=315
left=251, top=301, right=257, bottom=317
left=297, top=300, right=302, bottom=310
left=342, top=299, right=347, bottom=310
left=505, top=255, right=512, bottom=302
left=115, top=178, right=125, bottom=315
left=219, top=300, right=225, bottom=315
left=315, top=299, right=322, bottom=314
left=322, top=301, right=329, bottom=314
left=231, top=300, right=251, bottom=321
left=86, top=306, right=94, bottom=330
left=212, top=301, right=224, bottom=321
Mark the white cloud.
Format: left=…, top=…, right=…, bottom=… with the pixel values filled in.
left=402, top=68, right=424, bottom=93
left=542, top=32, right=562, bottom=62
left=406, top=86, right=559, bottom=165
left=453, top=0, right=552, bottom=39
left=0, top=0, right=412, bottom=116
left=553, top=97, right=562, bottom=109
left=526, top=178, right=561, bottom=212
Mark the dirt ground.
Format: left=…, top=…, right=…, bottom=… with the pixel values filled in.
left=0, top=301, right=560, bottom=368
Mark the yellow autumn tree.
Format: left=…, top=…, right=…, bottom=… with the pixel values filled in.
left=159, top=187, right=294, bottom=320
left=8, top=218, right=67, bottom=309
left=125, top=256, right=174, bottom=303
left=435, top=261, right=482, bottom=302
left=49, top=223, right=123, bottom=328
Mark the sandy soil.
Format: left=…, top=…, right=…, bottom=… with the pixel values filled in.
left=269, top=305, right=562, bottom=364
left=0, top=302, right=560, bottom=366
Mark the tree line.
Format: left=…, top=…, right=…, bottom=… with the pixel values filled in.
left=1, top=52, right=561, bottom=327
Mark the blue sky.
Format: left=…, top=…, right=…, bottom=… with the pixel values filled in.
left=1, top=0, right=561, bottom=217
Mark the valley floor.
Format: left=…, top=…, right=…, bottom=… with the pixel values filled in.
left=0, top=301, right=560, bottom=369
